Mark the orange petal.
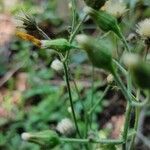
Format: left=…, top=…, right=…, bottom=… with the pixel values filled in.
left=16, top=31, right=41, bottom=47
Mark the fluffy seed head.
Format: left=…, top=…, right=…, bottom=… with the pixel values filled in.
left=122, top=53, right=140, bottom=68
left=56, top=118, right=75, bottom=136
left=102, top=0, right=127, bottom=19
left=51, top=59, right=63, bottom=71
left=136, top=18, right=150, bottom=39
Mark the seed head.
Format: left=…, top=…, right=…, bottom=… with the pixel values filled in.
left=136, top=18, right=150, bottom=39
left=102, top=0, right=127, bottom=19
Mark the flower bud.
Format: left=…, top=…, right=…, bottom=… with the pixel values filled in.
left=21, top=130, right=60, bottom=148
left=76, top=34, right=114, bottom=72
left=16, top=31, right=74, bottom=53
left=51, top=59, right=63, bottom=71
left=56, top=118, right=75, bottom=136
left=84, top=6, right=122, bottom=39
left=41, top=38, right=73, bottom=52
left=123, top=53, right=150, bottom=89
left=84, top=0, right=107, bottom=10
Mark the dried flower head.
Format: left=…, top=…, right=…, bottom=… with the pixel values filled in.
left=16, top=12, right=38, bottom=31
left=56, top=118, right=75, bottom=136
left=102, top=0, right=127, bottom=19
left=51, top=59, right=63, bottom=71
left=136, top=18, right=150, bottom=43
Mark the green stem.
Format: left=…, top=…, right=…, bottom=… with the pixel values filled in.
left=63, top=14, right=88, bottom=62
left=121, top=33, right=131, bottom=52
left=113, top=59, right=127, bottom=76
left=111, top=69, right=132, bottom=146
left=70, top=0, right=77, bottom=32
left=129, top=89, right=141, bottom=150
left=61, top=138, right=123, bottom=144
left=117, top=26, right=130, bottom=52
left=123, top=102, right=132, bottom=140
left=69, top=14, right=88, bottom=43
left=89, top=65, right=95, bottom=129
left=63, top=62, right=81, bottom=138
left=111, top=69, right=132, bottom=103
left=70, top=75, right=89, bottom=138
left=88, top=85, right=110, bottom=115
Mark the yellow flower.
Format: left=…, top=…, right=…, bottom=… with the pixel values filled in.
left=102, top=0, right=127, bottom=19
left=136, top=18, right=150, bottom=39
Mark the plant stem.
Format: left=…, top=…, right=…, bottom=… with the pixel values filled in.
left=111, top=69, right=132, bottom=147
left=129, top=89, right=141, bottom=150
left=117, top=26, right=130, bottom=52
left=64, top=14, right=88, bottom=62
left=123, top=102, right=132, bottom=140
left=111, top=69, right=132, bottom=103
left=89, top=65, right=95, bottom=129
left=88, top=85, right=110, bottom=115
left=113, top=59, right=127, bottom=76
left=61, top=138, right=123, bottom=144
left=121, top=34, right=131, bottom=52
left=69, top=14, right=88, bottom=43
left=36, top=26, right=50, bottom=40
left=63, top=62, right=81, bottom=138
left=70, top=75, right=89, bottom=138
left=70, top=0, right=77, bottom=32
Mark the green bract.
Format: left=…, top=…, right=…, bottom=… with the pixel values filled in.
left=131, top=62, right=150, bottom=89
left=23, top=130, right=60, bottom=148
left=76, top=34, right=113, bottom=72
left=41, top=38, right=74, bottom=52
left=84, top=6, right=122, bottom=39
left=123, top=53, right=150, bottom=89
left=84, top=0, right=106, bottom=10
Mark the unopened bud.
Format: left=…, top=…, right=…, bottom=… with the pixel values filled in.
left=51, top=59, right=63, bottom=71
left=123, top=53, right=150, bottom=89
left=56, top=118, right=75, bottom=136
left=84, top=6, right=122, bottom=39
left=84, top=0, right=107, bottom=10
left=76, top=34, right=114, bottom=72
left=21, top=130, right=60, bottom=148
